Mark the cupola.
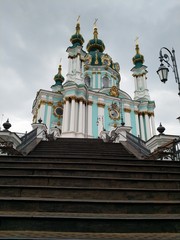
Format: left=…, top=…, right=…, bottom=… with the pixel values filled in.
left=53, top=65, right=64, bottom=86
left=132, top=43, right=144, bottom=68
left=86, top=21, right=105, bottom=53
left=70, top=18, right=84, bottom=47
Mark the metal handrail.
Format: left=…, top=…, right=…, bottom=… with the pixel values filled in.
left=17, top=128, right=38, bottom=151
left=126, top=131, right=150, bottom=156
left=147, top=137, right=180, bottom=161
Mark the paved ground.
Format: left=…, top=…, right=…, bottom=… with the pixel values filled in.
left=0, top=231, right=180, bottom=240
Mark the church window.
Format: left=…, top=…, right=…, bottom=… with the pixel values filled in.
left=84, top=76, right=91, bottom=87
left=103, top=76, right=109, bottom=88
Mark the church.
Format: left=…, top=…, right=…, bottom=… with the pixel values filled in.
left=32, top=19, right=156, bottom=141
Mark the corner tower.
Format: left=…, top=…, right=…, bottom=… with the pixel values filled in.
left=66, top=18, right=86, bottom=84
left=131, top=42, right=150, bottom=100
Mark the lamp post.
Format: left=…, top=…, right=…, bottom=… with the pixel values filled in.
left=157, top=47, right=180, bottom=96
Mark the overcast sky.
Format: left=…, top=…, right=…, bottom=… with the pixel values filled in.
left=0, top=0, right=180, bottom=135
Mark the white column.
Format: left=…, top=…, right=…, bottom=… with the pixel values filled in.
left=139, top=113, right=145, bottom=141
left=77, top=55, right=80, bottom=72
left=97, top=103, right=104, bottom=136
left=37, top=102, right=45, bottom=122
left=151, top=114, right=156, bottom=136
left=74, top=100, right=78, bottom=133
left=124, top=104, right=131, bottom=127
left=135, top=112, right=140, bottom=137
left=98, top=74, right=100, bottom=88
left=69, top=98, right=76, bottom=132
left=145, top=113, right=151, bottom=140
left=68, top=58, right=71, bottom=73
left=64, top=99, right=70, bottom=132
left=93, top=74, right=96, bottom=88
left=62, top=101, right=66, bottom=132
left=78, top=100, right=83, bottom=133
left=82, top=102, right=85, bottom=134
left=88, top=102, right=93, bottom=137
left=134, top=77, right=138, bottom=91
left=46, top=105, right=52, bottom=131
left=144, top=75, right=148, bottom=89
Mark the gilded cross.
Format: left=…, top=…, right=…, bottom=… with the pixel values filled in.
left=77, top=16, right=80, bottom=23
left=94, top=18, right=98, bottom=28
left=135, top=36, right=139, bottom=45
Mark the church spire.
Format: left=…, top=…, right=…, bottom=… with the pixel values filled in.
left=70, top=16, right=84, bottom=47
left=132, top=39, right=144, bottom=68
left=53, top=64, right=64, bottom=86
left=93, top=18, right=98, bottom=39
left=86, top=19, right=105, bottom=53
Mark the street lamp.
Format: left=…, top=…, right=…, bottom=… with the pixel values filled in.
left=157, top=47, right=180, bottom=96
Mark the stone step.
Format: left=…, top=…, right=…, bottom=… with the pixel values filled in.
left=0, top=212, right=180, bottom=233
left=0, top=161, right=180, bottom=172
left=0, top=167, right=179, bottom=179
left=0, top=185, right=179, bottom=200
left=0, top=197, right=179, bottom=214
left=0, top=231, right=179, bottom=240
left=29, top=151, right=136, bottom=159
left=1, top=155, right=179, bottom=166
left=0, top=175, right=179, bottom=189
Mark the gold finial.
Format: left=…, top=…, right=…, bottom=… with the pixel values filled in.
left=58, top=61, right=62, bottom=75
left=93, top=18, right=98, bottom=39
left=76, top=16, right=80, bottom=34
left=135, top=37, right=140, bottom=54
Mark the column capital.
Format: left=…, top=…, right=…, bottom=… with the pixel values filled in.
left=134, top=110, right=139, bottom=115
left=97, top=102, right=105, bottom=108
left=124, top=108, right=131, bottom=113
left=87, top=100, right=93, bottom=106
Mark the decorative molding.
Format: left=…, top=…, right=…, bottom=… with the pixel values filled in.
left=134, top=110, right=139, bottom=114
left=47, top=102, right=53, bottom=106
left=40, top=100, right=46, bottom=105
left=87, top=100, right=93, bottom=106
left=57, top=121, right=61, bottom=126
left=109, top=86, right=119, bottom=97
left=124, top=108, right=131, bottom=113
left=71, top=96, right=77, bottom=101
left=78, top=97, right=86, bottom=104
left=97, top=102, right=105, bottom=108
left=133, top=73, right=146, bottom=77
left=148, top=112, right=154, bottom=117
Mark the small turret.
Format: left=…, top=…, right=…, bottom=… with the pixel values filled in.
left=70, top=17, right=84, bottom=47
left=86, top=19, right=105, bottom=53
left=51, top=64, right=64, bottom=92
left=132, top=43, right=144, bottom=68
left=53, top=65, right=64, bottom=85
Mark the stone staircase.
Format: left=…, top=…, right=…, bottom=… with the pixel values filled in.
left=0, top=138, right=180, bottom=239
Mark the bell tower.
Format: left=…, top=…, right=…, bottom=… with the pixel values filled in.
left=66, top=17, right=86, bottom=84
left=131, top=41, right=150, bottom=100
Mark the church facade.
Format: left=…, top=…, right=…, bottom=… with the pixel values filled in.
left=32, top=20, right=156, bottom=141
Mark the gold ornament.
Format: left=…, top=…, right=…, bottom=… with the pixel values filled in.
left=109, top=86, right=119, bottom=97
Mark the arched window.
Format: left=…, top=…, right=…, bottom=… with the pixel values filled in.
left=103, top=76, right=109, bottom=88
left=84, top=76, right=91, bottom=87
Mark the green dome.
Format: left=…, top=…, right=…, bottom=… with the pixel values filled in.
left=132, top=44, right=144, bottom=67
left=86, top=27, right=105, bottom=53
left=70, top=23, right=84, bottom=47
left=54, top=65, right=64, bottom=85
